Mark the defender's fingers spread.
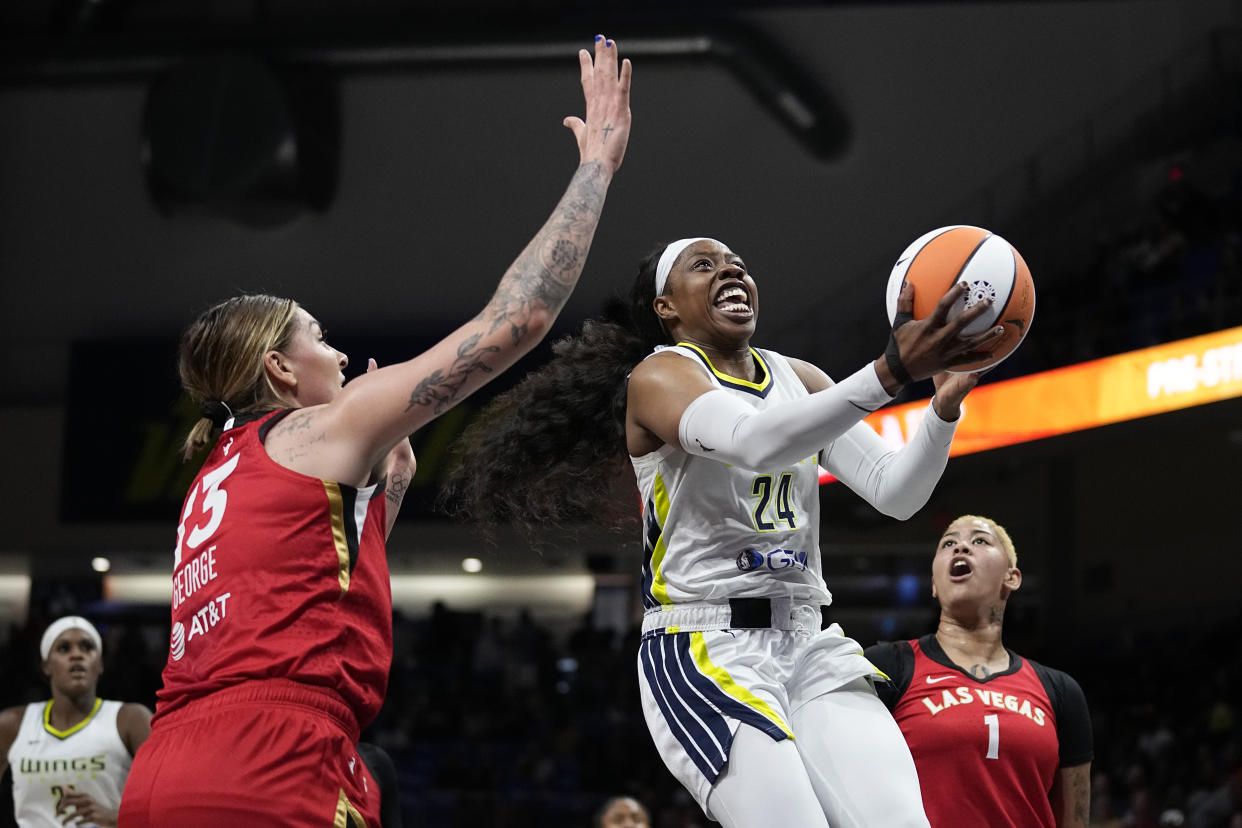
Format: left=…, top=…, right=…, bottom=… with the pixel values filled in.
left=597, top=35, right=619, bottom=79
left=594, top=33, right=609, bottom=62
left=578, top=48, right=592, bottom=89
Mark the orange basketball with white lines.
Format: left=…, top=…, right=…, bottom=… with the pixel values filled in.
left=885, top=225, right=1035, bottom=373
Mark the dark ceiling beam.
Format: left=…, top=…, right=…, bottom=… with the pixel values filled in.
left=0, top=24, right=851, bottom=159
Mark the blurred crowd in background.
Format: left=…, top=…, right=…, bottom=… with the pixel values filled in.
left=2, top=599, right=1240, bottom=827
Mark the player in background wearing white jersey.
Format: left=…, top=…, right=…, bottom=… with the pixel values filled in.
left=445, top=238, right=1002, bottom=826
left=0, top=617, right=151, bottom=827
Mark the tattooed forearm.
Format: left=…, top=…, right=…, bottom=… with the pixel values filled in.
left=407, top=332, right=501, bottom=415
left=405, top=163, right=611, bottom=416
left=484, top=161, right=608, bottom=341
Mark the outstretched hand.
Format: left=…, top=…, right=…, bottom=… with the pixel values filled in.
left=563, top=34, right=633, bottom=176
left=877, top=280, right=1003, bottom=391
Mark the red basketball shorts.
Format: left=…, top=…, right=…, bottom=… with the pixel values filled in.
left=119, top=679, right=378, bottom=827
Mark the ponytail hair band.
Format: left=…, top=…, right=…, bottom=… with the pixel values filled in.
left=198, top=399, right=235, bottom=428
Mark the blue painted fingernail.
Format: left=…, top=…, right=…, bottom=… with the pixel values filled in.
left=595, top=34, right=603, bottom=41
left=606, top=39, right=614, bottom=47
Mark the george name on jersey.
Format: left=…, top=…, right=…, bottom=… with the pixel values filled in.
left=920, top=686, right=1047, bottom=725
left=172, top=545, right=219, bottom=610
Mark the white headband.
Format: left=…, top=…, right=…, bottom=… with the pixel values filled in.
left=40, top=616, right=102, bottom=661
left=654, top=237, right=719, bottom=296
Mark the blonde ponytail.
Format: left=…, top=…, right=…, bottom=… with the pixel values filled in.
left=176, top=295, right=299, bottom=463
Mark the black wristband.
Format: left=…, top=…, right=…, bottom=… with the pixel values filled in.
left=884, top=336, right=913, bottom=386
left=885, top=307, right=916, bottom=386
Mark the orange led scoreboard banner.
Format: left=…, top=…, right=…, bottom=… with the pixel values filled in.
left=820, top=325, right=1242, bottom=482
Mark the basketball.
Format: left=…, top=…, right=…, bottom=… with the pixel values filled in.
left=885, top=225, right=1035, bottom=373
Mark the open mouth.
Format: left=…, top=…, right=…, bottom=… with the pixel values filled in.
left=948, top=557, right=973, bottom=581
left=714, top=283, right=753, bottom=319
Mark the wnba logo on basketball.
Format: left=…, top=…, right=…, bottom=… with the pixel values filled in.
left=736, top=549, right=764, bottom=571
left=169, top=621, right=186, bottom=661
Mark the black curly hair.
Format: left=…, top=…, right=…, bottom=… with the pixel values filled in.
left=440, top=244, right=670, bottom=538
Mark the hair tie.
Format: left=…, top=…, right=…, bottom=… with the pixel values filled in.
left=198, top=399, right=235, bottom=428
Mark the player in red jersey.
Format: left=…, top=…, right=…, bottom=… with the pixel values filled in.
left=117, top=35, right=632, bottom=828
left=865, top=515, right=1092, bottom=828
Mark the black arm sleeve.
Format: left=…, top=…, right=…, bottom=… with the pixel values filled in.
left=357, top=741, right=403, bottom=828
left=862, top=640, right=915, bottom=712
left=1029, top=660, right=1093, bottom=767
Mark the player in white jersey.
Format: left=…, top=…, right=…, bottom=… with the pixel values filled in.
left=1, top=617, right=151, bottom=828
left=444, top=237, right=1003, bottom=827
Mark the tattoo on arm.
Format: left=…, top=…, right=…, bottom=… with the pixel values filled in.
left=386, top=471, right=409, bottom=507
left=484, top=162, right=607, bottom=344
left=407, top=333, right=500, bottom=415
left=1070, top=765, right=1091, bottom=826
left=406, top=163, right=609, bottom=415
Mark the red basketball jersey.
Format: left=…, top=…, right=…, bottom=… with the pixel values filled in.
left=155, top=410, right=392, bottom=731
left=870, top=636, right=1075, bottom=828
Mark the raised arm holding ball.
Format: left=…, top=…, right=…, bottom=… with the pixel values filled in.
left=444, top=235, right=1016, bottom=827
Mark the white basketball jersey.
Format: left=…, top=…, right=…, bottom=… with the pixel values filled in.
left=631, top=344, right=831, bottom=608
left=7, top=699, right=131, bottom=828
